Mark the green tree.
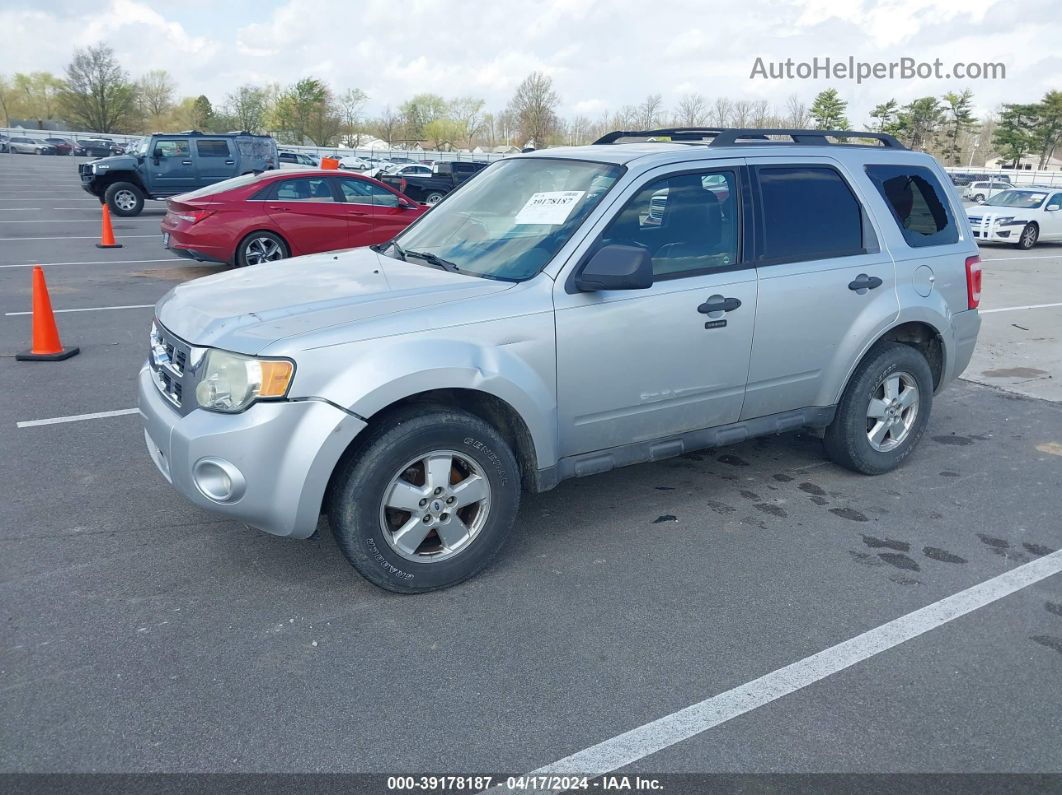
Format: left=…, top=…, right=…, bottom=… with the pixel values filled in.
left=869, top=99, right=899, bottom=133
left=422, top=118, right=464, bottom=150
left=398, top=93, right=448, bottom=141
left=896, top=97, right=945, bottom=151
left=809, top=88, right=849, bottom=130
left=450, top=96, right=485, bottom=147
left=1030, top=90, right=1062, bottom=169
left=13, top=72, right=65, bottom=123
left=272, top=78, right=341, bottom=145
left=190, top=94, right=213, bottom=130
left=58, top=44, right=136, bottom=132
left=942, top=90, right=976, bottom=165
left=993, top=103, right=1040, bottom=168
left=138, top=69, right=175, bottom=121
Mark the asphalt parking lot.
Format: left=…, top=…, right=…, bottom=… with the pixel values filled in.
left=2, top=152, right=1061, bottom=781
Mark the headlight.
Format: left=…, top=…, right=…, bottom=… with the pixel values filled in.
left=194, top=349, right=294, bottom=413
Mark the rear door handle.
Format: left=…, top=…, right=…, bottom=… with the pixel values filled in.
left=181, top=160, right=192, bottom=165
left=224, top=160, right=234, bottom=165
left=848, top=274, right=883, bottom=293
left=267, top=205, right=288, bottom=212
left=698, top=296, right=742, bottom=314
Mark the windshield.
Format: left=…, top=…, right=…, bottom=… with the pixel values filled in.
left=982, top=190, right=1048, bottom=209
left=391, top=157, right=623, bottom=281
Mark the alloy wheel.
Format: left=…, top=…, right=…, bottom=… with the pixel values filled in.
left=866, top=371, right=919, bottom=452
left=379, top=450, right=491, bottom=563
left=114, top=190, right=137, bottom=212
left=244, top=236, right=284, bottom=264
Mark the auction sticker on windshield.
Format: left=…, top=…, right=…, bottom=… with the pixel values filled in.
left=514, top=191, right=586, bottom=225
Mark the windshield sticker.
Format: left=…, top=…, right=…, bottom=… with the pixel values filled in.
left=514, top=191, right=586, bottom=225
left=1028, top=194, right=1047, bottom=203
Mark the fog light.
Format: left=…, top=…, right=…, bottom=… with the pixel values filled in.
left=193, top=457, right=246, bottom=503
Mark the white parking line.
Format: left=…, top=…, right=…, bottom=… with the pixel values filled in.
left=6, top=303, right=153, bottom=316
left=0, top=258, right=180, bottom=269
left=516, top=549, right=1062, bottom=782
left=16, top=408, right=140, bottom=429
left=981, top=302, right=1062, bottom=314
left=981, top=254, right=1062, bottom=261
left=0, top=219, right=109, bottom=223
left=0, top=234, right=160, bottom=241
left=0, top=208, right=42, bottom=211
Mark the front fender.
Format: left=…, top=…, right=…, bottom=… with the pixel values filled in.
left=288, top=328, right=559, bottom=469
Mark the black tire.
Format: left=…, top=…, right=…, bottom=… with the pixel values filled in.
left=424, top=191, right=445, bottom=206
left=1017, top=223, right=1038, bottom=250
left=327, top=406, right=521, bottom=593
left=236, top=231, right=289, bottom=267
left=105, top=181, right=145, bottom=217
left=973, top=194, right=985, bottom=203
left=824, top=342, right=933, bottom=475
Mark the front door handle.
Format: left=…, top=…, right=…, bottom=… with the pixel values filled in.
left=181, top=160, right=192, bottom=165
left=224, top=160, right=234, bottom=165
left=698, top=296, right=742, bottom=314
left=848, top=274, right=883, bottom=293
left=267, top=205, right=288, bottom=212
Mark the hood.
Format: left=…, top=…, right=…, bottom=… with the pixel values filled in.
left=156, top=247, right=513, bottom=354
left=90, top=154, right=138, bottom=170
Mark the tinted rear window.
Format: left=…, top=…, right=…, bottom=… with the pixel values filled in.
left=756, top=166, right=864, bottom=263
left=865, top=164, right=958, bottom=248
left=196, top=140, right=230, bottom=158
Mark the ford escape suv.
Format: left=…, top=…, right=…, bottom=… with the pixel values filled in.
left=140, top=127, right=982, bottom=592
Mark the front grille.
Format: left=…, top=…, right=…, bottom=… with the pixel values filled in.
left=150, top=322, right=193, bottom=412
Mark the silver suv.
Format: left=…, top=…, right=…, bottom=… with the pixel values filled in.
left=140, top=127, right=982, bottom=592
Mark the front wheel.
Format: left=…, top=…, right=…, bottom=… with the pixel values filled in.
left=236, top=231, right=289, bottom=266
left=1017, top=223, right=1039, bottom=250
left=424, top=191, right=445, bottom=206
left=824, top=342, right=933, bottom=475
left=105, top=182, right=145, bottom=217
left=973, top=193, right=985, bottom=203
left=328, top=407, right=521, bottom=593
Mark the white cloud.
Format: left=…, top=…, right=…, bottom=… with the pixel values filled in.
left=1, top=0, right=1058, bottom=125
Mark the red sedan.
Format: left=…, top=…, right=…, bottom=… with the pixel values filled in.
left=161, top=169, right=427, bottom=267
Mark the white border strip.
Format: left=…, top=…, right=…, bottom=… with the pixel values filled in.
left=981, top=302, right=1062, bottom=314
left=514, top=549, right=1062, bottom=783
left=6, top=303, right=153, bottom=316
left=0, top=258, right=180, bottom=269
left=16, top=407, right=139, bottom=428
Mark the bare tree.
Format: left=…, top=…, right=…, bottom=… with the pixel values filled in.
left=338, top=87, right=368, bottom=145
left=784, top=94, right=811, bottom=128
left=730, top=100, right=754, bottom=127
left=638, top=93, right=664, bottom=129
left=59, top=44, right=137, bottom=132
left=373, top=105, right=401, bottom=145
left=138, top=69, right=175, bottom=119
left=450, top=96, right=485, bottom=147
left=508, top=72, right=559, bottom=147
left=675, top=93, right=707, bottom=126
left=225, top=85, right=269, bottom=133
left=750, top=99, right=772, bottom=127
left=709, top=97, right=733, bottom=127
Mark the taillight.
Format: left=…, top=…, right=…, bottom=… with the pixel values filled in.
left=175, top=209, right=216, bottom=225
left=965, top=255, right=982, bottom=309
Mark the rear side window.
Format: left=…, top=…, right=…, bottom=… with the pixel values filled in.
left=196, top=140, right=230, bottom=158
left=271, top=177, right=335, bottom=202
left=865, top=164, right=958, bottom=248
left=756, top=166, right=864, bottom=263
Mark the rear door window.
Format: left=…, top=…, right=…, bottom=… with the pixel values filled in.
left=270, top=177, right=336, bottom=202
left=755, top=166, right=864, bottom=263
left=865, top=164, right=958, bottom=248
left=196, top=140, right=230, bottom=158
left=337, top=178, right=374, bottom=205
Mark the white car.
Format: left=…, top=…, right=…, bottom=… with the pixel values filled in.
left=339, top=155, right=371, bottom=170
left=962, top=180, right=1011, bottom=203
left=966, top=187, right=1062, bottom=249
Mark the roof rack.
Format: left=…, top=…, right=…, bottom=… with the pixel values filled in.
left=593, top=127, right=906, bottom=149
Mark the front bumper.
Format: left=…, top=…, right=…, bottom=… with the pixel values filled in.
left=967, top=213, right=1027, bottom=242
left=138, top=365, right=366, bottom=538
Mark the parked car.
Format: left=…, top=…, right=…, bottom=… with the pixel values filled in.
left=80, top=131, right=279, bottom=217
left=75, top=139, right=117, bottom=158
left=279, top=150, right=319, bottom=166
left=378, top=159, right=488, bottom=205
left=339, top=155, right=371, bottom=170
left=0, top=134, right=8, bottom=153
left=966, top=187, right=1062, bottom=249
left=44, top=137, right=76, bottom=155
left=140, top=126, right=982, bottom=592
left=385, top=163, right=433, bottom=179
left=7, top=136, right=57, bottom=155
left=160, top=169, right=425, bottom=267
left=962, top=180, right=1011, bottom=202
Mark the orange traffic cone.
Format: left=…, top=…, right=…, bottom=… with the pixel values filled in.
left=16, top=266, right=80, bottom=361
left=96, top=203, right=122, bottom=249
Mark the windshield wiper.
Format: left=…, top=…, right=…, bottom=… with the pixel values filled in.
left=371, top=239, right=407, bottom=260
left=404, top=249, right=460, bottom=272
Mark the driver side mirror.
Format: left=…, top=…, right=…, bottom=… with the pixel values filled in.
left=153, top=148, right=163, bottom=163
left=575, top=243, right=654, bottom=292
left=1046, top=205, right=1060, bottom=212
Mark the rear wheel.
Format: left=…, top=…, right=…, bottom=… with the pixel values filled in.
left=105, top=182, right=145, bottom=217
left=236, top=231, right=288, bottom=267
left=424, top=191, right=445, bottom=206
left=973, top=193, right=985, bottom=203
left=824, top=342, right=933, bottom=475
left=1017, top=223, right=1039, bottom=250
left=328, top=407, right=521, bottom=593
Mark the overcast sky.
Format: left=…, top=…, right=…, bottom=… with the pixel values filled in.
left=2, top=0, right=1060, bottom=124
